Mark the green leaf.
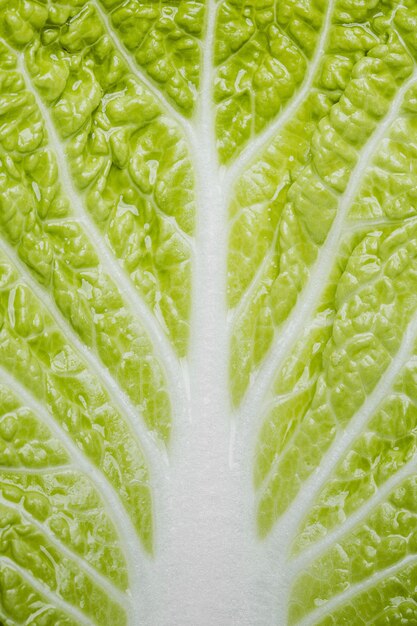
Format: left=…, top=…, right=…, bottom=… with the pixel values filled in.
left=1, top=0, right=417, bottom=624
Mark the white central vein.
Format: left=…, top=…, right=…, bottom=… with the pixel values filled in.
left=237, top=67, right=417, bottom=439
left=16, top=54, right=187, bottom=437
left=222, top=0, right=335, bottom=192
left=3, top=1, right=414, bottom=623
left=0, top=368, right=140, bottom=622
left=0, top=557, right=96, bottom=626
left=143, top=2, right=277, bottom=624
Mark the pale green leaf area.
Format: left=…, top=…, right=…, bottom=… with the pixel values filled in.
left=0, top=0, right=416, bottom=624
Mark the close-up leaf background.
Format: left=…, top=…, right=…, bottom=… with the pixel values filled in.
left=0, top=0, right=417, bottom=624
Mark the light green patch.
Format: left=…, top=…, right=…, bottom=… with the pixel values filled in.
left=214, top=0, right=326, bottom=162
left=0, top=43, right=173, bottom=437
left=0, top=384, right=69, bottom=469
left=99, top=0, right=204, bottom=115
left=0, top=252, right=153, bottom=551
left=229, top=6, right=415, bottom=405
left=290, top=477, right=417, bottom=624
left=0, top=503, right=126, bottom=623
left=1, top=0, right=417, bottom=623
left=0, top=563, right=79, bottom=626
left=257, top=220, right=417, bottom=535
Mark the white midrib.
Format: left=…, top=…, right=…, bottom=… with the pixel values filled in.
left=9, top=5, right=416, bottom=626
left=145, top=2, right=279, bottom=624
left=4, top=4, right=342, bottom=622
left=10, top=21, right=275, bottom=625
left=84, top=1, right=341, bottom=623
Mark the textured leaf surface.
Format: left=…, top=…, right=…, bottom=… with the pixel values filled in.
left=1, top=0, right=417, bottom=624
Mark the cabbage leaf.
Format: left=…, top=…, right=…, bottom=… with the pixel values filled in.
left=0, top=0, right=417, bottom=624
